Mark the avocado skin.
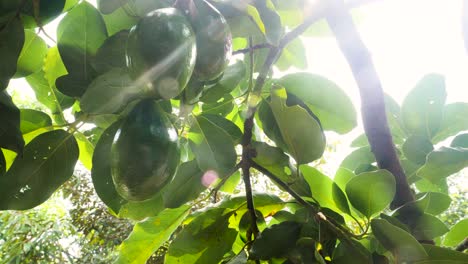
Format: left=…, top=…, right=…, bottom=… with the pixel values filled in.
left=111, top=99, right=180, bottom=201
left=190, top=0, right=232, bottom=81
left=126, top=8, right=196, bottom=100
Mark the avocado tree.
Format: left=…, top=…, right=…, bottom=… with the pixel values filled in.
left=0, top=0, right=467, bottom=263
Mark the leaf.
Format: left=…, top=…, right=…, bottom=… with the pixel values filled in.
left=188, top=115, right=237, bottom=177
left=75, top=132, right=94, bottom=170
left=345, top=170, right=395, bottom=218
left=218, top=171, right=241, bottom=194
left=165, top=208, right=238, bottom=264
left=451, top=133, right=468, bottom=148
left=250, top=221, right=302, bottom=260
left=91, top=120, right=126, bottom=214
left=102, top=4, right=139, bottom=36
left=410, top=214, right=449, bottom=240
left=15, top=30, right=47, bottom=77
left=414, top=192, right=452, bottom=215
left=201, top=61, right=246, bottom=103
left=276, top=38, right=307, bottom=71
left=301, top=166, right=337, bottom=210
left=97, top=0, right=129, bottom=14
left=433, top=103, right=468, bottom=143
left=0, top=16, right=24, bottom=90
left=0, top=149, right=5, bottom=176
left=246, top=5, right=266, bottom=34
left=80, top=68, right=143, bottom=114
left=419, top=244, right=468, bottom=263
left=0, top=130, right=79, bottom=210
left=57, top=1, right=108, bottom=97
left=20, top=109, right=52, bottom=134
left=93, top=30, right=129, bottom=74
left=417, top=147, right=468, bottom=183
left=277, top=72, right=357, bottom=134
left=252, top=141, right=311, bottom=197
left=0, top=91, right=25, bottom=153
left=332, top=182, right=351, bottom=215
left=334, top=167, right=355, bottom=191
left=118, top=194, right=165, bottom=221
left=201, top=94, right=235, bottom=116
left=20, top=0, right=65, bottom=28
left=199, top=114, right=242, bottom=144
left=116, top=206, right=190, bottom=264
left=415, top=178, right=448, bottom=194
left=162, top=160, right=207, bottom=208
left=254, top=0, right=283, bottom=44
left=371, top=219, right=428, bottom=262
left=443, top=218, right=468, bottom=247
left=401, top=74, right=446, bottom=138
left=340, top=146, right=375, bottom=173
left=268, top=86, right=326, bottom=164
left=402, top=135, right=434, bottom=165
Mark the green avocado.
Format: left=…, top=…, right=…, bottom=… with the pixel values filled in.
left=189, top=0, right=232, bottom=81
left=111, top=99, right=180, bottom=201
left=126, top=8, right=196, bottom=100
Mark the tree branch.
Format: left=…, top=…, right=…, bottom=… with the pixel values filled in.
left=325, top=0, right=415, bottom=209
left=456, top=237, right=468, bottom=252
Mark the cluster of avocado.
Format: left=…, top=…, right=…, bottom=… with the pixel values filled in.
left=110, top=0, right=232, bottom=201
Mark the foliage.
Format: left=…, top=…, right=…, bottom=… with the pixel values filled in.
left=0, top=0, right=467, bottom=263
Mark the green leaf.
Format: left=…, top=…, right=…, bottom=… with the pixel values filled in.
left=334, top=167, right=355, bottom=191
left=93, top=30, right=129, bottom=74
left=332, top=182, right=351, bottom=215
left=162, top=160, right=207, bottom=208
left=0, top=91, right=24, bottom=153
left=451, top=133, right=468, bottom=148
left=414, top=192, right=452, bottom=215
left=250, top=221, right=302, bottom=260
left=346, top=170, right=395, bottom=218
left=417, top=147, right=468, bottom=183
left=252, top=141, right=311, bottom=197
left=217, top=171, right=241, bottom=194
left=97, top=0, right=129, bottom=14
left=75, top=132, right=94, bottom=170
left=91, top=120, right=126, bottom=214
left=371, top=219, right=428, bottom=262
left=165, top=208, right=238, bottom=264
left=188, top=115, right=237, bottom=177
left=340, top=146, right=375, bottom=173
left=419, top=244, right=468, bottom=263
left=118, top=194, right=165, bottom=221
left=401, top=74, right=446, bottom=138
left=15, top=30, right=47, bottom=77
left=201, top=61, right=246, bottom=103
left=402, top=135, right=434, bottom=165
left=301, top=166, right=337, bottom=210
left=199, top=114, right=242, bottom=145
left=201, top=94, right=235, bottom=116
left=80, top=68, right=142, bottom=114
left=410, top=214, right=449, bottom=240
left=0, top=16, right=24, bottom=90
left=102, top=4, right=139, bottom=36
left=269, top=86, right=326, bottom=164
left=277, top=72, right=357, bottom=134
left=415, top=178, right=448, bottom=194
left=57, top=1, right=108, bottom=97
left=254, top=0, right=283, bottom=44
left=433, top=103, right=468, bottom=143
left=20, top=0, right=65, bottom=28
left=0, top=130, right=79, bottom=210
left=20, top=109, right=52, bottom=134
left=116, top=206, right=190, bottom=264
left=443, top=218, right=468, bottom=247
left=276, top=38, right=307, bottom=71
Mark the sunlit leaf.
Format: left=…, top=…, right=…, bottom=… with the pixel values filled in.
left=417, top=147, right=468, bottom=183
left=432, top=103, right=468, bottom=143
left=20, top=109, right=52, bottom=134
left=15, top=30, right=47, bottom=77
left=442, top=218, right=468, bottom=247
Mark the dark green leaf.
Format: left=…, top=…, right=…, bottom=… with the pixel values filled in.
left=91, top=120, right=126, bottom=214
left=20, top=0, right=65, bottom=28
left=380, top=214, right=410, bottom=233
left=201, top=61, right=246, bottom=103
left=93, top=30, right=129, bottom=74
left=163, top=160, right=206, bottom=208
left=15, top=30, right=47, bottom=77
left=97, top=0, right=129, bottom=14
left=451, top=133, right=468, bottom=148
left=332, top=182, right=351, bottom=215
left=301, top=166, right=337, bottom=210
left=0, top=16, right=24, bottom=90
left=402, top=135, right=434, bottom=165
left=20, top=109, right=52, bottom=134
left=116, top=206, right=190, bottom=264
left=165, top=208, right=238, bottom=264
left=346, top=170, right=395, bottom=218
left=418, top=244, right=468, bottom=263
left=277, top=72, right=357, bottom=134
left=80, top=68, right=142, bottom=114
left=0, top=149, right=5, bottom=176
left=371, top=219, right=428, bottom=262
left=199, top=114, right=242, bottom=144
left=410, top=214, right=449, bottom=240
left=250, top=221, right=302, bottom=260
left=268, top=86, right=326, bottom=164
left=401, top=74, right=446, bottom=138
left=0, top=130, right=78, bottom=210
left=0, top=91, right=24, bottom=153
left=443, top=218, right=468, bottom=247
left=433, top=103, right=468, bottom=143
left=188, top=115, right=237, bottom=176
left=417, top=147, right=468, bottom=183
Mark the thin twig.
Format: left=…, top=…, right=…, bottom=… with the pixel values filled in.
left=232, top=43, right=272, bottom=55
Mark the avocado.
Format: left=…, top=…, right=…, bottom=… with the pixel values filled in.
left=111, top=99, right=180, bottom=201
left=189, top=0, right=232, bottom=81
left=126, top=8, right=196, bottom=100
